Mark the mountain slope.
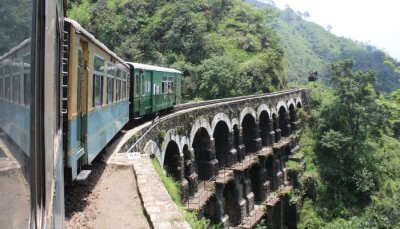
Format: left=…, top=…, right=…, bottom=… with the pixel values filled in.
left=67, top=0, right=287, bottom=100
left=246, top=0, right=400, bottom=92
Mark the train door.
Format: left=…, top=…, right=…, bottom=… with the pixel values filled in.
left=151, top=71, right=155, bottom=113
left=76, top=49, right=84, bottom=148
left=176, top=74, right=182, bottom=105
left=79, top=40, right=89, bottom=165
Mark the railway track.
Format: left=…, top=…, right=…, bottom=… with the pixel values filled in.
left=173, top=88, right=302, bottom=112
left=120, top=88, right=304, bottom=154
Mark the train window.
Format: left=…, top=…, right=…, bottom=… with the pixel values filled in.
left=141, top=74, right=145, bottom=96
left=93, top=74, right=103, bottom=107
left=23, top=54, right=30, bottom=105
left=93, top=56, right=105, bottom=107
left=107, top=62, right=115, bottom=77
left=94, top=56, right=105, bottom=73
left=135, top=74, right=139, bottom=97
left=122, top=81, right=126, bottom=99
left=106, top=77, right=114, bottom=104
left=5, top=77, right=11, bottom=101
left=12, top=75, right=20, bottom=104
left=0, top=78, right=3, bottom=98
left=116, top=79, right=121, bottom=101
left=168, top=82, right=173, bottom=94
left=117, top=69, right=121, bottom=78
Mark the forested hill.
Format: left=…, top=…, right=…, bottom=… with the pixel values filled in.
left=67, top=0, right=288, bottom=101
left=246, top=0, right=400, bottom=92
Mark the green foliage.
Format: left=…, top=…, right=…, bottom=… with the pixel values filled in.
left=151, top=158, right=182, bottom=204
left=68, top=0, right=287, bottom=101
left=293, top=63, right=400, bottom=228
left=247, top=2, right=400, bottom=92
left=0, top=0, right=33, bottom=54
left=316, top=61, right=388, bottom=198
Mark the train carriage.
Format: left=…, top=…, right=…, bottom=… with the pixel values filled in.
left=64, top=18, right=130, bottom=181
left=127, top=62, right=182, bottom=119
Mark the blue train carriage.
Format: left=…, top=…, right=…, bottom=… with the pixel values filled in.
left=64, top=18, right=130, bottom=181
left=0, top=39, right=31, bottom=166
left=127, top=62, right=182, bottom=119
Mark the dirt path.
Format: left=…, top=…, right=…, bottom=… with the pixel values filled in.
left=65, top=161, right=150, bottom=229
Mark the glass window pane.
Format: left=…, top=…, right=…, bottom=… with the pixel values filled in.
left=107, top=62, right=114, bottom=77
left=107, top=77, right=114, bottom=104
left=122, top=81, right=126, bottom=99
left=0, top=0, right=33, bottom=227
left=94, top=56, right=104, bottom=72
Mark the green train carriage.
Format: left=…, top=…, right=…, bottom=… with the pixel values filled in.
left=127, top=62, right=182, bottom=119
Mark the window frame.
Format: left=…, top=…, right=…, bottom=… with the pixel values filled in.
left=93, top=55, right=105, bottom=108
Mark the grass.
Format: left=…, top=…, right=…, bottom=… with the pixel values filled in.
left=151, top=158, right=217, bottom=229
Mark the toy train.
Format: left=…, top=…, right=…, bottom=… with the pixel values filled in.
left=0, top=1, right=184, bottom=227
left=63, top=18, right=182, bottom=181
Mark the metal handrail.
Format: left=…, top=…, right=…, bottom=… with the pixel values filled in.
left=125, top=116, right=160, bottom=154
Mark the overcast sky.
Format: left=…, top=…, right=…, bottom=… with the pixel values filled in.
left=264, top=0, right=400, bottom=61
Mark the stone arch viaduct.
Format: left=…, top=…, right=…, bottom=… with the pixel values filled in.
left=120, top=88, right=310, bottom=228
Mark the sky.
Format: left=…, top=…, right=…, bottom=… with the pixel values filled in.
left=261, top=0, right=400, bottom=61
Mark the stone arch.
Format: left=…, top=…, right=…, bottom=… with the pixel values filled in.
left=296, top=97, right=303, bottom=108
left=213, top=120, right=231, bottom=168
left=164, top=140, right=183, bottom=181
left=192, top=127, right=215, bottom=180
left=242, top=113, right=258, bottom=153
left=240, top=107, right=257, bottom=126
left=259, top=110, right=272, bottom=146
left=276, top=100, right=288, bottom=113
left=289, top=103, right=296, bottom=124
left=179, top=136, right=190, bottom=154
left=257, top=104, right=272, bottom=120
left=182, top=144, right=192, bottom=177
left=161, top=129, right=182, bottom=158
left=231, top=118, right=239, bottom=128
left=211, top=113, right=232, bottom=133
left=272, top=113, right=280, bottom=143
left=143, top=140, right=161, bottom=163
left=287, top=98, right=296, bottom=110
left=278, top=106, right=290, bottom=137
left=190, top=117, right=212, bottom=147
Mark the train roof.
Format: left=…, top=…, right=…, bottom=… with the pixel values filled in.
left=65, top=18, right=129, bottom=69
left=126, top=62, right=182, bottom=74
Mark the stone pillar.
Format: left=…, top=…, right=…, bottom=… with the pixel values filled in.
left=215, top=183, right=230, bottom=228
left=226, top=171, right=247, bottom=226
left=290, top=120, right=297, bottom=133
left=257, top=157, right=269, bottom=202
left=267, top=121, right=275, bottom=146
left=226, top=133, right=238, bottom=167
left=243, top=172, right=255, bottom=216
left=185, top=147, right=199, bottom=196
left=197, top=138, right=218, bottom=180
left=260, top=128, right=269, bottom=147
left=274, top=158, right=283, bottom=190
left=181, top=178, right=190, bottom=203
left=285, top=112, right=292, bottom=136
left=252, top=121, right=262, bottom=152
left=237, top=128, right=246, bottom=161
left=274, top=117, right=281, bottom=143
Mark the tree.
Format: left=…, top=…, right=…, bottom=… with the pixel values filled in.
left=316, top=61, right=388, bottom=198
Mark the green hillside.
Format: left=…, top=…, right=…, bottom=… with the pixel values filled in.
left=246, top=1, right=400, bottom=92
left=67, top=0, right=287, bottom=101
